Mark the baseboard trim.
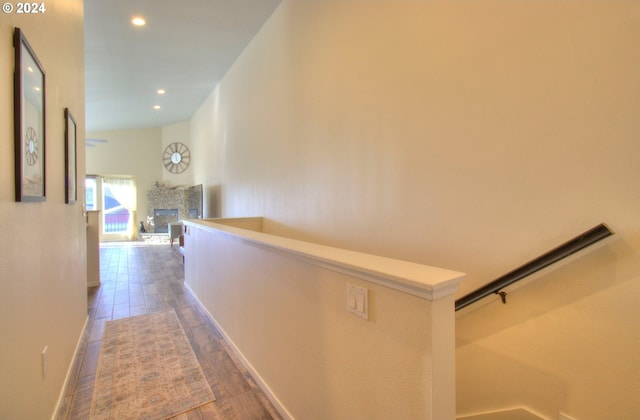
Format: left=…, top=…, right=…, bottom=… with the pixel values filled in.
left=457, top=407, right=548, bottom=420
left=186, top=284, right=295, bottom=420
left=51, top=314, right=90, bottom=420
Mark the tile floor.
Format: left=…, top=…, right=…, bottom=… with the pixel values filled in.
left=55, top=241, right=281, bottom=419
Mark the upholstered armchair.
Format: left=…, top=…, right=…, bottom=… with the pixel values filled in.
left=168, top=222, right=183, bottom=247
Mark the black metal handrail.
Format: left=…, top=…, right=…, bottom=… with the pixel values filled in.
left=455, top=223, right=614, bottom=311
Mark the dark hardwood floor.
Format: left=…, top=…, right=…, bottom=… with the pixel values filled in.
left=55, top=241, right=282, bottom=419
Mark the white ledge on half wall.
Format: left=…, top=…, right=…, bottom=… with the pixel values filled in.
left=185, top=217, right=465, bottom=300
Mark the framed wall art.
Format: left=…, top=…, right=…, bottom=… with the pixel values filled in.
left=14, top=27, right=46, bottom=202
left=64, top=108, right=77, bottom=204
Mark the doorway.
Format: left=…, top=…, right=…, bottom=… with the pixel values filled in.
left=86, top=175, right=137, bottom=241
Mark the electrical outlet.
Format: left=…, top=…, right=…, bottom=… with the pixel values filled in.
left=42, top=346, right=48, bottom=379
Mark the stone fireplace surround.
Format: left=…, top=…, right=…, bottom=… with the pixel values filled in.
left=146, top=183, right=201, bottom=233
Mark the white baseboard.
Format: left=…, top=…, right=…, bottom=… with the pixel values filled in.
left=457, top=407, right=548, bottom=420
left=51, top=315, right=90, bottom=420
left=185, top=284, right=294, bottom=420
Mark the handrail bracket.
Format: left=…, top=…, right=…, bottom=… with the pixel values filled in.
left=497, top=290, right=507, bottom=304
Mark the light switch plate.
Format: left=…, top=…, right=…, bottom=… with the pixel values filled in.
left=347, top=283, right=369, bottom=320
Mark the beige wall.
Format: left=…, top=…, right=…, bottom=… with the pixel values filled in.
left=191, top=93, right=224, bottom=217
left=190, top=1, right=640, bottom=418
left=87, top=123, right=194, bottom=231
left=86, top=127, right=162, bottom=229
left=0, top=2, right=87, bottom=418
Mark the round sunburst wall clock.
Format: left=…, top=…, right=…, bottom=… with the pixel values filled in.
left=163, top=142, right=190, bottom=174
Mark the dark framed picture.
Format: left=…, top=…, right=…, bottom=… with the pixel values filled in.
left=14, top=27, right=46, bottom=202
left=65, top=108, right=77, bottom=204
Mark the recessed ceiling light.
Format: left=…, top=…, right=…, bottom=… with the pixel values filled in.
left=153, top=105, right=161, bottom=110
left=132, top=17, right=146, bottom=26
left=157, top=89, right=166, bottom=95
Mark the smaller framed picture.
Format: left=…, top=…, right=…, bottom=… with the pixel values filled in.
left=14, top=27, right=46, bottom=202
left=65, top=108, right=77, bottom=204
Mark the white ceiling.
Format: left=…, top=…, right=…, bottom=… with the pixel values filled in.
left=84, top=0, right=281, bottom=132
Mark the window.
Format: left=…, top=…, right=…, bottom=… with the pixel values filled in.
left=102, top=177, right=136, bottom=236
left=85, top=177, right=97, bottom=210
left=85, top=175, right=138, bottom=240
left=103, top=184, right=130, bottom=233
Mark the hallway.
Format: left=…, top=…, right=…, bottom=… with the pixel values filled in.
left=56, top=242, right=281, bottom=419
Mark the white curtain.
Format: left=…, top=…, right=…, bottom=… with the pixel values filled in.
left=103, top=176, right=137, bottom=240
